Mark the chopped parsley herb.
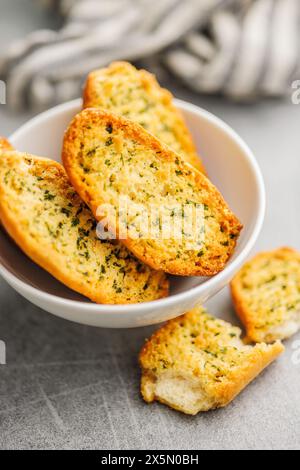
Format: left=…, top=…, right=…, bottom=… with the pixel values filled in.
left=112, top=280, right=122, bottom=293
left=71, top=217, right=80, bottom=227
left=78, top=227, right=90, bottom=237
left=105, top=254, right=112, bottom=264
left=106, top=123, right=113, bottom=134
left=266, top=275, right=276, bottom=283
left=136, top=263, right=145, bottom=273
left=150, top=162, right=158, bottom=170
left=87, top=147, right=98, bottom=157
left=61, top=207, right=71, bottom=217
left=105, top=137, right=113, bottom=147
left=204, top=350, right=218, bottom=358
left=44, top=191, right=55, bottom=201
left=77, top=236, right=83, bottom=249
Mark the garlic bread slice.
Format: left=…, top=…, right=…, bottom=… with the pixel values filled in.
left=139, top=307, right=284, bottom=415
left=83, top=61, right=205, bottom=173
left=231, top=247, right=300, bottom=343
left=63, top=108, right=242, bottom=276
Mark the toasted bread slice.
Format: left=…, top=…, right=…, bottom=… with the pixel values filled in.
left=0, top=152, right=168, bottom=304
left=231, top=247, right=300, bottom=343
left=62, top=108, right=242, bottom=276
left=0, top=137, right=13, bottom=151
left=139, top=307, right=284, bottom=415
left=83, top=61, right=205, bottom=173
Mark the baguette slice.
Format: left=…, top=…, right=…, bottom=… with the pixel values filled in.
left=231, top=247, right=300, bottom=343
left=0, top=152, right=168, bottom=304
left=62, top=108, right=242, bottom=276
left=0, top=137, right=13, bottom=151
left=83, top=61, right=205, bottom=173
left=139, top=307, right=284, bottom=415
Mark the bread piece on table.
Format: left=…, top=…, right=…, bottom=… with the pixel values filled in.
left=231, top=247, right=300, bottom=343
left=139, top=307, right=284, bottom=415
left=0, top=137, right=13, bottom=151
left=0, top=152, right=168, bottom=304
left=62, top=109, right=242, bottom=276
left=83, top=61, right=205, bottom=173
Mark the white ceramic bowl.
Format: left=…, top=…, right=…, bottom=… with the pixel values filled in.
left=0, top=99, right=265, bottom=328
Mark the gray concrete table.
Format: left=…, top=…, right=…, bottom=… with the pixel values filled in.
left=0, top=0, right=300, bottom=450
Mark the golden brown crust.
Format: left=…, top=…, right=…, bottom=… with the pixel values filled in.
left=0, top=139, right=14, bottom=228
left=62, top=108, right=242, bottom=276
left=83, top=61, right=205, bottom=173
left=0, top=151, right=169, bottom=304
left=139, top=308, right=284, bottom=415
left=231, top=247, right=300, bottom=343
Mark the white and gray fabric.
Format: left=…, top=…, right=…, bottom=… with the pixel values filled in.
left=1, top=0, right=299, bottom=109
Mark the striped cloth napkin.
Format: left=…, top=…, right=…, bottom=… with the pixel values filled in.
left=1, top=0, right=299, bottom=109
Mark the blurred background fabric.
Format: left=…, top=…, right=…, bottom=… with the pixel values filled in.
left=0, top=0, right=299, bottom=110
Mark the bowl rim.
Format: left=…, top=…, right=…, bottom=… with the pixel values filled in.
left=0, top=98, right=266, bottom=315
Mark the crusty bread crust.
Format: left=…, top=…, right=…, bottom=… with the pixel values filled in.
left=62, top=108, right=242, bottom=276
left=0, top=152, right=169, bottom=304
left=83, top=61, right=205, bottom=173
left=0, top=139, right=14, bottom=228
left=139, top=308, right=284, bottom=415
left=231, top=247, right=300, bottom=343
